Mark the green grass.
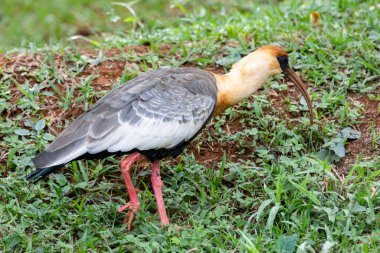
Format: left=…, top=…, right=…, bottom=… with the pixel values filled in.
left=0, top=0, right=171, bottom=51
left=1, top=0, right=380, bottom=252
left=0, top=0, right=270, bottom=52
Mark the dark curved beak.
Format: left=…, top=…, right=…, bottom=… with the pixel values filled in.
left=283, top=68, right=314, bottom=124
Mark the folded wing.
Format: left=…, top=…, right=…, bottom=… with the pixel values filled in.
left=32, top=68, right=217, bottom=169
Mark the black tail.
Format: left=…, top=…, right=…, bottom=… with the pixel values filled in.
left=26, top=165, right=63, bottom=181
left=27, top=138, right=87, bottom=181
left=26, top=150, right=67, bottom=181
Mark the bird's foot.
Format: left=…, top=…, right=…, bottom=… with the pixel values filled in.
left=117, top=202, right=140, bottom=231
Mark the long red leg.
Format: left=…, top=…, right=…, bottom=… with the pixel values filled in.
left=118, top=152, right=141, bottom=231
left=151, top=160, right=170, bottom=225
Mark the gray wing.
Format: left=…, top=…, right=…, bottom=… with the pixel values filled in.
left=33, top=68, right=217, bottom=168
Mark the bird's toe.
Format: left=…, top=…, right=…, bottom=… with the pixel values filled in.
left=117, top=202, right=140, bottom=231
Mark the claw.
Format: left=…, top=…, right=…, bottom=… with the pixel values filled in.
left=118, top=202, right=140, bottom=231
left=117, top=202, right=132, bottom=213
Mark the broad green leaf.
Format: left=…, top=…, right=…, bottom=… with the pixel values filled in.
left=266, top=203, right=280, bottom=230
left=276, top=234, right=298, bottom=253
left=329, top=138, right=345, bottom=158
left=321, top=241, right=335, bottom=253
left=255, top=199, right=272, bottom=221
left=14, top=129, right=31, bottom=136
left=34, top=119, right=46, bottom=131
left=341, top=127, right=361, bottom=140
left=43, top=133, right=56, bottom=141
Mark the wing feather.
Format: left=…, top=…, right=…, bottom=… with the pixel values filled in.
left=33, top=68, right=217, bottom=169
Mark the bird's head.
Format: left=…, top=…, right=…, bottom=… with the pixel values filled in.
left=226, top=45, right=314, bottom=124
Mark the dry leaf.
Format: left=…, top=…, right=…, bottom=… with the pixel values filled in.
left=310, top=11, right=321, bottom=27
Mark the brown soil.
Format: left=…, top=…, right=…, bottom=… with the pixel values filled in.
left=336, top=94, right=380, bottom=175
left=1, top=46, right=379, bottom=175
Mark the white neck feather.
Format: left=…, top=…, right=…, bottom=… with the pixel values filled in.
left=213, top=52, right=281, bottom=114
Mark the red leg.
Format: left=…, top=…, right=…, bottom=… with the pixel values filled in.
left=151, top=160, right=170, bottom=225
left=118, top=152, right=141, bottom=231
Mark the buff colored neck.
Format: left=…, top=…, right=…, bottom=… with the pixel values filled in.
left=213, top=51, right=281, bottom=115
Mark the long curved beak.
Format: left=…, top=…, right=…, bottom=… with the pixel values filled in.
left=284, top=68, right=314, bottom=124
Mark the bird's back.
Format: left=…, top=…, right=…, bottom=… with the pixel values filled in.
left=28, top=68, right=217, bottom=180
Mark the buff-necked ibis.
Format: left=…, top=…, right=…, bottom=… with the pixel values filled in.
left=28, top=45, right=314, bottom=231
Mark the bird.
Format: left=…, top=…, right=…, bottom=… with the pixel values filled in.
left=27, top=45, right=314, bottom=231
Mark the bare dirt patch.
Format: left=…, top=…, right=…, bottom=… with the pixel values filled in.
left=336, top=94, right=380, bottom=174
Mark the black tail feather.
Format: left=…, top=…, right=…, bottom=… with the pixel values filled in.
left=26, top=165, right=63, bottom=181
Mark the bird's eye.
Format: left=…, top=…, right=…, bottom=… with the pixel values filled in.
left=276, top=55, right=289, bottom=70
